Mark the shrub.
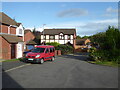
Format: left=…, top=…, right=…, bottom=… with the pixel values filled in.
left=56, top=44, right=73, bottom=55
left=88, top=47, right=97, bottom=53
left=89, top=26, right=120, bottom=63
left=46, top=42, right=60, bottom=47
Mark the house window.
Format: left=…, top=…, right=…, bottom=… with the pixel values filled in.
left=68, top=35, right=71, bottom=40
left=19, top=29, right=22, bottom=34
left=42, top=35, right=46, bottom=39
left=59, top=33, right=64, bottom=40
left=50, top=35, right=55, bottom=40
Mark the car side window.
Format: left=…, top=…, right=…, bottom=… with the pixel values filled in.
left=53, top=48, right=55, bottom=52
left=50, top=48, right=53, bottom=53
left=45, top=48, right=49, bottom=53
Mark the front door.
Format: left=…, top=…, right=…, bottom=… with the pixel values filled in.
left=11, top=44, right=16, bottom=59
left=17, top=43, right=23, bottom=58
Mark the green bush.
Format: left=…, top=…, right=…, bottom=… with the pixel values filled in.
left=46, top=42, right=60, bottom=47
left=56, top=44, right=73, bottom=55
left=89, top=26, right=120, bottom=63
left=88, top=47, right=97, bottom=53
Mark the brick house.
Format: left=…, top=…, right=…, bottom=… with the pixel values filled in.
left=24, top=29, right=36, bottom=50
left=0, top=12, right=24, bottom=59
left=41, top=28, right=76, bottom=48
left=75, top=38, right=91, bottom=51
left=76, top=39, right=91, bottom=46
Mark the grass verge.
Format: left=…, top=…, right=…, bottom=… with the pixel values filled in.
left=88, top=60, right=119, bottom=67
left=3, top=59, right=20, bottom=62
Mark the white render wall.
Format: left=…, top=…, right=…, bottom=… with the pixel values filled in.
left=65, top=40, right=68, bottom=44
left=46, top=35, right=49, bottom=39
left=55, top=35, right=59, bottom=39
left=46, top=40, right=49, bottom=42
left=70, top=40, right=73, bottom=44
left=41, top=35, right=74, bottom=44
left=16, top=42, right=23, bottom=58
left=16, top=24, right=24, bottom=37
left=71, top=35, right=73, bottom=39
left=50, top=40, right=54, bottom=42
left=55, top=40, right=59, bottom=43
left=41, top=35, right=43, bottom=39
left=65, top=35, right=67, bottom=39
left=59, top=40, right=65, bottom=44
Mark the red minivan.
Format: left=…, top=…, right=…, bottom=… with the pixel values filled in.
left=25, top=45, right=55, bottom=64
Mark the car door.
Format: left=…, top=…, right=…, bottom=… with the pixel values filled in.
left=44, top=48, right=50, bottom=61
left=49, top=47, right=54, bottom=57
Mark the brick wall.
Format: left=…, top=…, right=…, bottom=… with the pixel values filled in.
left=0, top=25, right=1, bottom=33
left=10, top=27, right=16, bottom=35
left=73, top=32, right=76, bottom=48
left=0, top=25, right=8, bottom=33
left=24, top=31, right=35, bottom=43
left=1, top=37, right=11, bottom=59
left=0, top=36, right=2, bottom=59
left=0, top=25, right=16, bottom=35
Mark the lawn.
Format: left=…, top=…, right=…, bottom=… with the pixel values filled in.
left=2, top=58, right=22, bottom=62
left=88, top=60, right=119, bottom=67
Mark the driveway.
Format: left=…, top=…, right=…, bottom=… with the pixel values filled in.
left=2, top=53, right=118, bottom=88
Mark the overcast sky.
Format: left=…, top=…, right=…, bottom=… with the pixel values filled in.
left=2, top=2, right=118, bottom=36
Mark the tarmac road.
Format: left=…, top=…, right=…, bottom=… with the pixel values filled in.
left=2, top=53, right=118, bottom=88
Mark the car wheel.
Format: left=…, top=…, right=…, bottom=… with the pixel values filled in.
left=40, top=59, right=44, bottom=64
left=51, top=57, right=55, bottom=61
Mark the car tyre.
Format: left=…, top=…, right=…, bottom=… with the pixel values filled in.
left=40, top=59, right=44, bottom=64
left=51, top=56, right=55, bottom=61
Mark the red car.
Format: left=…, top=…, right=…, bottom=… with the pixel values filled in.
left=25, top=45, right=55, bottom=64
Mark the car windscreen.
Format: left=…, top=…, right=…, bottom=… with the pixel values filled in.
left=31, top=48, right=45, bottom=53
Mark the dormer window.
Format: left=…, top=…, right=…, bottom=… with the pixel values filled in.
left=59, top=33, right=64, bottom=39
left=19, top=29, right=22, bottom=34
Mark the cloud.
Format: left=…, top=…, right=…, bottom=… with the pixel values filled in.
left=102, top=7, right=118, bottom=17
left=106, top=7, right=118, bottom=13
left=26, top=18, right=118, bottom=37
left=25, top=27, right=34, bottom=31
left=25, top=27, right=43, bottom=32
left=57, top=8, right=88, bottom=17
left=61, top=4, right=67, bottom=7
left=81, top=19, right=117, bottom=30
left=78, top=18, right=118, bottom=36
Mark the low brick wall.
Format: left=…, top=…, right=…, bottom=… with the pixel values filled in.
left=57, top=50, right=61, bottom=55
left=55, top=50, right=61, bottom=56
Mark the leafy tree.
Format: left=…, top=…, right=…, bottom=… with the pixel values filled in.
left=82, top=35, right=90, bottom=39
left=33, top=26, right=36, bottom=34
left=89, top=26, right=120, bottom=62
left=76, top=35, right=81, bottom=39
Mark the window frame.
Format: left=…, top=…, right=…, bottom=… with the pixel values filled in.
left=49, top=35, right=55, bottom=40
left=45, top=48, right=49, bottom=53
left=59, top=33, right=64, bottom=40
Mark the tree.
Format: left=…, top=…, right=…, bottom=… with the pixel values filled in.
left=82, top=35, right=90, bottom=39
left=33, top=26, right=36, bottom=34
left=76, top=35, right=81, bottom=39
left=89, top=26, right=120, bottom=62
